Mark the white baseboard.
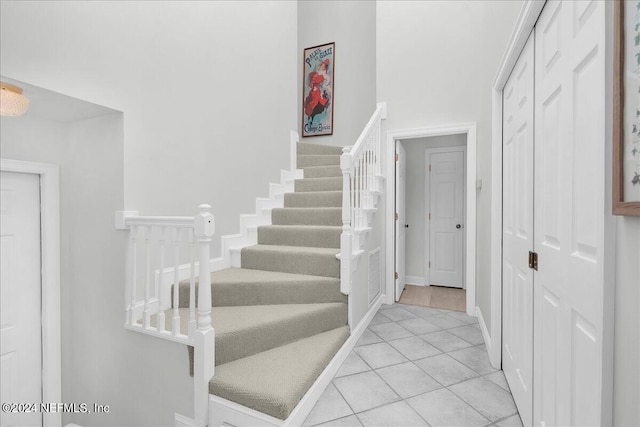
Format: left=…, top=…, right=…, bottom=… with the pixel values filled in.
left=405, top=276, right=425, bottom=286
left=174, top=413, right=198, bottom=427
left=209, top=295, right=384, bottom=427
left=476, top=306, right=500, bottom=369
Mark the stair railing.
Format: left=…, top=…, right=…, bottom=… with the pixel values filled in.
left=340, top=102, right=387, bottom=295
left=116, top=204, right=215, bottom=426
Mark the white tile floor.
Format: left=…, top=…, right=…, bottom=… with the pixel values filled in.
left=303, top=303, right=523, bottom=427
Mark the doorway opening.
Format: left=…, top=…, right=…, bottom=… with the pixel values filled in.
left=385, top=124, right=477, bottom=317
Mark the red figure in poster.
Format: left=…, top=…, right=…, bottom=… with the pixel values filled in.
left=304, top=59, right=331, bottom=126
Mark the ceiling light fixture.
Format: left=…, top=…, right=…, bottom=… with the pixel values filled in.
left=0, top=82, right=30, bottom=116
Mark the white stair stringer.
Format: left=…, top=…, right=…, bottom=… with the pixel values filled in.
left=210, top=169, right=302, bottom=272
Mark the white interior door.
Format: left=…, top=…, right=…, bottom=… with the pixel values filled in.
left=1, top=171, right=43, bottom=427
left=428, top=150, right=464, bottom=288
left=395, top=141, right=406, bottom=301
left=502, top=32, right=534, bottom=427
left=534, top=1, right=607, bottom=425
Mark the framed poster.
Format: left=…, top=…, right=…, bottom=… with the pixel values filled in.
left=614, top=0, right=640, bottom=215
left=302, top=42, right=335, bottom=137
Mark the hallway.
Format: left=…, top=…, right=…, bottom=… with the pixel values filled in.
left=303, top=303, right=522, bottom=426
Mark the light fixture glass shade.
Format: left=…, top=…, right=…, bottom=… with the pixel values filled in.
left=0, top=83, right=30, bottom=116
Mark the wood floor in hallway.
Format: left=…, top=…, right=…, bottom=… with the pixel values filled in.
left=399, top=284, right=466, bottom=312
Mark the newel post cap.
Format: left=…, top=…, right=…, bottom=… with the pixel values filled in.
left=340, top=147, right=352, bottom=171
left=195, top=204, right=215, bottom=237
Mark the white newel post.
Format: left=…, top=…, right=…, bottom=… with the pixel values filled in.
left=193, top=204, right=215, bottom=426
left=340, top=148, right=352, bottom=295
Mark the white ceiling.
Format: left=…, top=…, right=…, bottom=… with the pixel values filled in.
left=1, top=76, right=119, bottom=122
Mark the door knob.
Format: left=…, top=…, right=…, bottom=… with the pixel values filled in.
left=456, top=224, right=462, bottom=229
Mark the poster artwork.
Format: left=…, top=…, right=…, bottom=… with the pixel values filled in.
left=302, top=42, right=335, bottom=137
left=624, top=2, right=640, bottom=200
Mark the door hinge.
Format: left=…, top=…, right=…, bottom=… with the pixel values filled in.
left=429, top=213, right=431, bottom=220
left=429, top=164, right=431, bottom=172
left=429, top=261, right=431, bottom=268
left=528, top=251, right=538, bottom=271
left=395, top=153, right=399, bottom=161
left=395, top=213, right=399, bottom=220
left=395, top=272, right=399, bottom=279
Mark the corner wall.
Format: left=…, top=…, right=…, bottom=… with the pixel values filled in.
left=298, top=0, right=377, bottom=147
left=0, top=1, right=298, bottom=425
left=1, top=112, right=190, bottom=426
left=613, top=217, right=640, bottom=426
left=376, top=0, right=523, bottom=327
left=0, top=1, right=298, bottom=258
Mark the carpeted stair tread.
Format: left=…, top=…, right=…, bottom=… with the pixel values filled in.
left=297, top=154, right=340, bottom=168
left=272, top=207, right=342, bottom=226
left=176, top=268, right=346, bottom=307
left=156, top=303, right=347, bottom=365
left=295, top=177, right=343, bottom=192
left=210, top=325, right=350, bottom=420
left=242, top=244, right=340, bottom=278
left=303, top=165, right=342, bottom=178
left=296, top=142, right=344, bottom=155
left=258, top=225, right=341, bottom=248
left=284, top=191, right=342, bottom=208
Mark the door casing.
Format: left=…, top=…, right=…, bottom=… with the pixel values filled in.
left=394, top=141, right=407, bottom=301
left=385, top=123, right=477, bottom=316
left=0, top=159, right=61, bottom=427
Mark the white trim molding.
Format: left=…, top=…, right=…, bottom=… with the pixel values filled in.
left=489, top=0, right=545, bottom=370
left=385, top=123, right=477, bottom=317
left=1, top=158, right=62, bottom=427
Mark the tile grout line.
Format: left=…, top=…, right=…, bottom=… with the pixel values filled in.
left=306, top=304, right=521, bottom=427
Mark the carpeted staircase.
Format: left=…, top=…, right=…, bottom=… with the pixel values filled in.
left=173, top=142, right=349, bottom=420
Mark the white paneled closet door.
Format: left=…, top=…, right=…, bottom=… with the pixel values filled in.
left=502, top=32, right=534, bottom=427
left=534, top=1, right=607, bottom=426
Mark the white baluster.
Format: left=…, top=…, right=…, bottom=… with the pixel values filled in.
left=369, top=138, right=373, bottom=207
left=358, top=159, right=363, bottom=229
left=188, top=228, right=197, bottom=337
left=143, top=226, right=152, bottom=329
left=376, top=125, right=382, bottom=183
left=129, top=226, right=138, bottom=326
left=350, top=169, right=355, bottom=232
left=370, top=137, right=374, bottom=204
left=364, top=145, right=369, bottom=209
left=195, top=205, right=214, bottom=331
left=157, top=227, right=166, bottom=332
left=193, top=204, right=215, bottom=426
left=340, top=148, right=352, bottom=295
left=172, top=227, right=181, bottom=336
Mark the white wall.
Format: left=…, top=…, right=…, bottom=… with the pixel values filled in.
left=1, top=1, right=297, bottom=425
left=613, top=217, right=640, bottom=426
left=377, top=0, right=522, bottom=328
left=298, top=0, right=377, bottom=147
left=402, top=134, right=466, bottom=285
left=0, top=1, right=298, bottom=258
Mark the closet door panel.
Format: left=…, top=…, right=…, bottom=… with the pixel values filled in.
left=534, top=1, right=606, bottom=426
left=502, top=31, right=534, bottom=427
